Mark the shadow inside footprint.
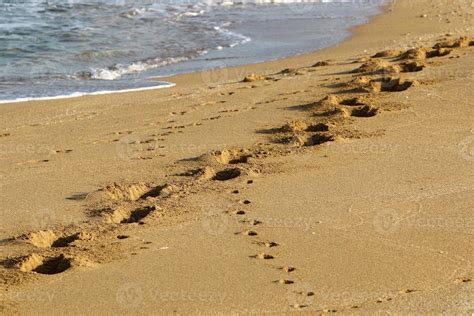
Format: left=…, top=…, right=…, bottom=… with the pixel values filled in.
left=228, top=155, right=250, bottom=164
left=351, top=105, right=379, bottom=117
left=213, top=168, right=241, bottom=181
left=399, top=61, right=425, bottom=72
left=121, top=206, right=155, bottom=224
left=380, top=79, right=416, bottom=92
left=339, top=97, right=366, bottom=106
left=305, top=133, right=335, bottom=146
left=306, top=123, right=330, bottom=132
left=52, top=233, right=80, bottom=248
left=33, top=255, right=72, bottom=275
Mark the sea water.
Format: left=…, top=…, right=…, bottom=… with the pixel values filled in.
left=0, top=0, right=387, bottom=103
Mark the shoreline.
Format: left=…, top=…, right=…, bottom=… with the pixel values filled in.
left=0, top=82, right=176, bottom=105
left=1, top=0, right=473, bottom=314
left=0, top=2, right=388, bottom=106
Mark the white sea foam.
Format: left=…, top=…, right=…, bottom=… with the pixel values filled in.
left=0, top=82, right=176, bottom=105
left=89, top=21, right=251, bottom=81
left=89, top=56, right=197, bottom=80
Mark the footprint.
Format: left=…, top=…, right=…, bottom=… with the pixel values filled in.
left=274, top=279, right=294, bottom=285
left=350, top=105, right=379, bottom=118
left=376, top=297, right=393, bottom=303
left=255, top=241, right=278, bottom=248
left=352, top=60, right=398, bottom=75
left=351, top=77, right=417, bottom=93
left=399, top=61, right=425, bottom=72
left=219, top=109, right=239, bottom=113
left=52, top=149, right=73, bottom=154
left=34, top=255, right=72, bottom=275
left=399, top=289, right=417, bottom=294
left=433, top=36, right=470, bottom=49
left=377, top=78, right=418, bottom=92
left=25, top=231, right=79, bottom=248
left=236, top=230, right=258, bottom=236
left=250, top=253, right=275, bottom=260
left=312, top=61, right=330, bottom=67
left=114, top=131, right=134, bottom=135
left=24, top=159, right=50, bottom=164
left=291, top=304, right=308, bottom=309
left=454, top=277, right=472, bottom=283
left=372, top=49, right=403, bottom=58
left=306, top=123, right=330, bottom=133
left=19, top=254, right=72, bottom=275
left=203, top=116, right=222, bottom=121
left=279, top=266, right=296, bottom=273
left=246, top=219, right=262, bottom=226
left=338, top=97, right=367, bottom=106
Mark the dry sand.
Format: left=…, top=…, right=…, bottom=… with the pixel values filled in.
left=0, top=0, right=473, bottom=314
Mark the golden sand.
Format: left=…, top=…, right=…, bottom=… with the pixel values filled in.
left=0, top=0, right=473, bottom=314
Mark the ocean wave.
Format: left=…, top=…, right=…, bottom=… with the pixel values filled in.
left=0, top=0, right=385, bottom=102
left=150, top=0, right=386, bottom=7
left=85, top=18, right=251, bottom=81
left=119, top=8, right=147, bottom=18
left=87, top=56, right=195, bottom=80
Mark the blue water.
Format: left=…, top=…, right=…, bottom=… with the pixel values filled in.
left=0, top=0, right=387, bottom=103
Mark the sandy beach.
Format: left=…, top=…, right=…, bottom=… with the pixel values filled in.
left=0, top=0, right=473, bottom=314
